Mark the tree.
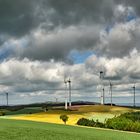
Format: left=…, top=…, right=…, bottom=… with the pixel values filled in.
left=60, top=114, right=69, bottom=124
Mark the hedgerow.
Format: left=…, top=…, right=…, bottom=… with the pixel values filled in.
left=77, top=112, right=140, bottom=133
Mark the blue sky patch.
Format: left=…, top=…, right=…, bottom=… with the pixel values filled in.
left=69, top=50, right=93, bottom=64
left=0, top=47, right=13, bottom=61
left=126, top=14, right=137, bottom=22
left=105, top=23, right=114, bottom=33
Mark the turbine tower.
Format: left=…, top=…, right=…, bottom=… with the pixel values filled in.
left=65, top=96, right=68, bottom=110
left=5, top=92, right=8, bottom=106
left=132, top=84, right=136, bottom=107
left=64, top=77, right=72, bottom=107
left=68, top=78, right=72, bottom=107
left=109, top=81, right=113, bottom=106
left=64, top=78, right=68, bottom=110
left=55, top=97, right=58, bottom=103
left=100, top=71, right=104, bottom=105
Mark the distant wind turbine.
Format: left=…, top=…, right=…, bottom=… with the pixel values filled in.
left=64, top=96, right=68, bottom=110
left=68, top=78, right=72, bottom=107
left=5, top=92, right=8, bottom=106
left=55, top=97, right=58, bottom=103
left=64, top=77, right=72, bottom=107
left=132, top=84, right=136, bottom=107
left=64, top=77, right=68, bottom=109
left=109, top=80, right=113, bottom=106
left=100, top=71, right=104, bottom=105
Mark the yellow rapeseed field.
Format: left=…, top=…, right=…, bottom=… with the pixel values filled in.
left=11, top=112, right=85, bottom=125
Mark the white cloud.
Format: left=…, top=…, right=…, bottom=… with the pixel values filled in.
left=0, top=51, right=140, bottom=104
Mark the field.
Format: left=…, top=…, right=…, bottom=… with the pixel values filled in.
left=0, top=105, right=140, bottom=140
left=8, top=105, right=137, bottom=124
left=0, top=119, right=140, bottom=140
left=4, top=107, right=43, bottom=115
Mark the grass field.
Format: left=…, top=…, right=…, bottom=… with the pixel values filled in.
left=0, top=119, right=140, bottom=140
left=8, top=105, right=137, bottom=124
left=4, top=107, right=43, bottom=115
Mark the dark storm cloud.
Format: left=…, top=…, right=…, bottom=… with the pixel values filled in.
left=21, top=25, right=101, bottom=61
left=44, top=0, right=114, bottom=25
left=1, top=0, right=140, bottom=61
left=0, top=0, right=114, bottom=36
left=20, top=0, right=116, bottom=61
left=0, top=0, right=40, bottom=37
left=0, top=0, right=116, bottom=61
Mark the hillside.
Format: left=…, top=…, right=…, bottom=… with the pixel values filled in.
left=0, top=119, right=140, bottom=140
left=7, top=105, right=138, bottom=124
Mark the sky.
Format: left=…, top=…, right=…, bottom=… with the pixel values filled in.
left=0, top=0, right=140, bottom=105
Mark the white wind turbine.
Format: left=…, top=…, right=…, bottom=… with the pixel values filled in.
left=132, top=84, right=136, bottom=107
left=109, top=80, right=113, bottom=106
left=64, top=77, right=68, bottom=110
left=64, top=77, right=72, bottom=107
left=100, top=71, right=104, bottom=105
left=5, top=92, right=8, bottom=106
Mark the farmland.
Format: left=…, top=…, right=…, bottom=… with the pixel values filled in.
left=0, top=105, right=140, bottom=139
left=3, top=105, right=138, bottom=125
left=0, top=119, right=140, bottom=140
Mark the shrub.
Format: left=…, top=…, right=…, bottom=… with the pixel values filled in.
left=105, top=117, right=132, bottom=130
left=28, top=112, right=32, bottom=114
left=77, top=112, right=140, bottom=133
left=104, top=112, right=140, bottom=132
left=94, top=119, right=105, bottom=128
left=131, top=122, right=140, bottom=132
left=77, top=118, right=94, bottom=126
left=0, top=112, right=5, bottom=116
left=120, top=112, right=140, bottom=122
left=77, top=118, right=105, bottom=127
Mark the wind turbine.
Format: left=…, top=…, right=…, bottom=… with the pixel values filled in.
left=55, top=97, right=58, bottom=103
left=109, top=80, right=113, bottom=106
left=64, top=77, right=72, bottom=107
left=64, top=78, right=68, bottom=109
left=5, top=92, right=8, bottom=106
left=100, top=71, right=104, bottom=105
left=67, top=78, right=72, bottom=107
left=64, top=96, right=68, bottom=110
left=132, top=84, right=136, bottom=107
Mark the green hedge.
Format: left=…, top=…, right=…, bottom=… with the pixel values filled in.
left=77, top=118, right=105, bottom=128
left=77, top=112, right=140, bottom=133
left=119, top=112, right=140, bottom=122
left=105, top=116, right=140, bottom=132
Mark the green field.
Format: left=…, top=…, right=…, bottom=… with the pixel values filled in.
left=0, top=119, right=140, bottom=140
left=5, top=107, right=43, bottom=115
